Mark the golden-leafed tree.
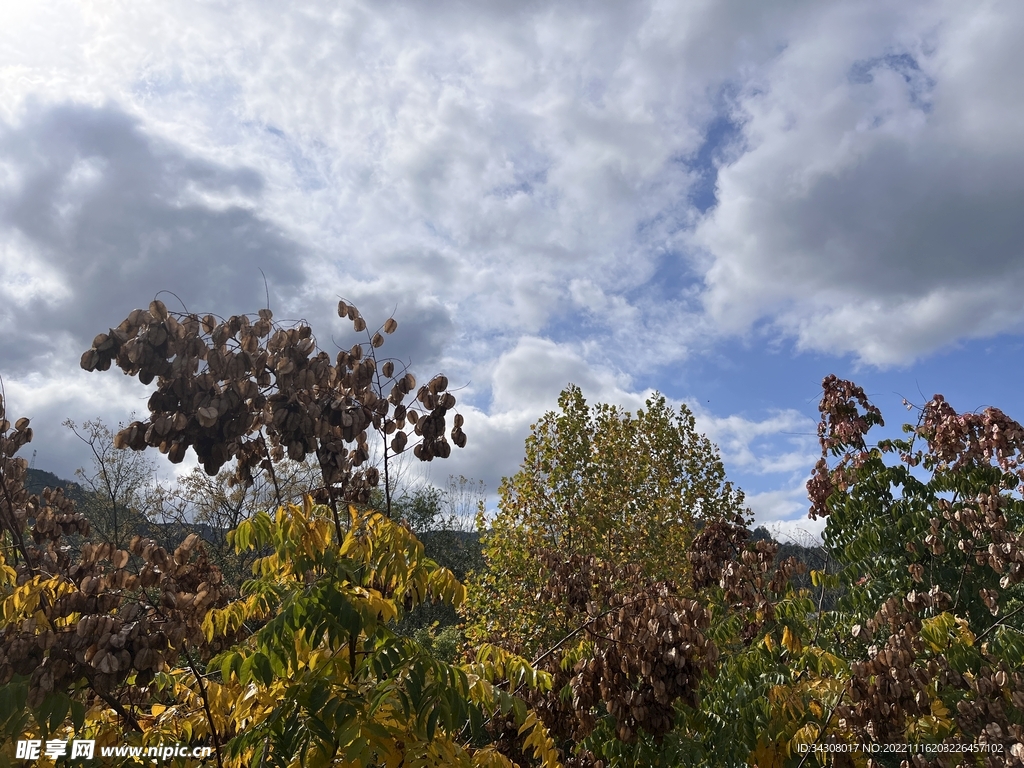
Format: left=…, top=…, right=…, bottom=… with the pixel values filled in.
left=465, top=384, right=745, bottom=659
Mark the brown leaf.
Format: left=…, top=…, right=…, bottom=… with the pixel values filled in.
left=197, top=407, right=219, bottom=427
left=391, top=431, right=408, bottom=453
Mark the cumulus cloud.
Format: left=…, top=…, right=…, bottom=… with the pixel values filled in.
left=0, top=103, right=304, bottom=363
left=489, top=337, right=641, bottom=413
left=696, top=2, right=1024, bottom=364
left=1, top=0, right=1021, bottom=537
left=0, top=102, right=310, bottom=478
left=693, top=407, right=818, bottom=476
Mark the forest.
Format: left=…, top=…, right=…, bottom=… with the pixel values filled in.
left=1, top=299, right=1022, bottom=767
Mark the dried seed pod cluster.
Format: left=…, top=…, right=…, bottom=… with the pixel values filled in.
left=4, top=534, right=234, bottom=711
left=930, top=493, right=1024, bottom=592
left=570, top=587, right=716, bottom=742
left=919, top=394, right=1024, bottom=477
left=689, top=514, right=804, bottom=641
left=0, top=400, right=234, bottom=716
left=808, top=377, right=1024, bottom=761
left=501, top=552, right=718, bottom=754
left=840, top=596, right=934, bottom=744
left=81, top=299, right=466, bottom=507
left=0, top=396, right=92, bottom=574
left=839, top=591, right=1024, bottom=760
left=4, top=533, right=232, bottom=705
left=808, top=375, right=883, bottom=520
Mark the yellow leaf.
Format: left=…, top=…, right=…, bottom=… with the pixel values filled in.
left=954, top=617, right=976, bottom=644
left=472, top=747, right=516, bottom=768
left=202, top=612, right=216, bottom=643
left=791, top=722, right=820, bottom=745
left=750, top=738, right=785, bottom=768
left=931, top=697, right=950, bottom=720
left=782, top=626, right=802, bottom=654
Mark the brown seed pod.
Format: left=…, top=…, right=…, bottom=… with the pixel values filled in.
left=79, top=298, right=466, bottom=512
left=383, top=317, right=398, bottom=334
left=391, top=430, right=407, bottom=454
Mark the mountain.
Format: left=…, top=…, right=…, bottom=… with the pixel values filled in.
left=26, top=467, right=89, bottom=505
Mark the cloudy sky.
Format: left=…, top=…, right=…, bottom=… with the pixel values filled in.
left=2, top=1, right=1023, bottom=539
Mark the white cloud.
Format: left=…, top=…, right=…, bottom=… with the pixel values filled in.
left=694, top=408, right=817, bottom=475
left=1, top=0, right=1022, bottom=530
left=696, top=1, right=1024, bottom=364
left=490, top=336, right=641, bottom=414
left=745, top=485, right=826, bottom=543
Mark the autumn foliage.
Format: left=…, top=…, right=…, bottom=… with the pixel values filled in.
left=2, top=302, right=1024, bottom=768
left=79, top=298, right=466, bottom=525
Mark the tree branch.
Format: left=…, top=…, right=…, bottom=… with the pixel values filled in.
left=974, top=603, right=1024, bottom=646
left=183, top=646, right=225, bottom=768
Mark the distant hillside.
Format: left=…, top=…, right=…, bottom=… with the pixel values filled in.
left=26, top=467, right=89, bottom=505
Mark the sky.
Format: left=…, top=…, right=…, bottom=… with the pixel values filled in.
left=1, top=0, right=1023, bottom=541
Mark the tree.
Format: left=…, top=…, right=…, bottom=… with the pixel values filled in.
left=79, top=299, right=468, bottom=540
left=667, top=377, right=1024, bottom=766
left=800, top=376, right=1024, bottom=756
left=0, top=441, right=560, bottom=767
left=0, top=293, right=563, bottom=767
left=462, top=385, right=746, bottom=766
left=149, top=458, right=320, bottom=589
left=65, top=418, right=157, bottom=550
left=465, top=384, right=745, bottom=659
left=463, top=378, right=1024, bottom=767
left=166, top=500, right=559, bottom=768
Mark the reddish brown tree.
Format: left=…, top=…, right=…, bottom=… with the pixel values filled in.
left=80, top=299, right=466, bottom=537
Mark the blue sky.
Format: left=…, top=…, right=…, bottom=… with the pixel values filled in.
left=2, top=1, right=1023, bottom=540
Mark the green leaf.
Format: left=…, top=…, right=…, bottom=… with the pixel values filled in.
left=47, top=694, right=70, bottom=735
left=252, top=652, right=274, bottom=685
